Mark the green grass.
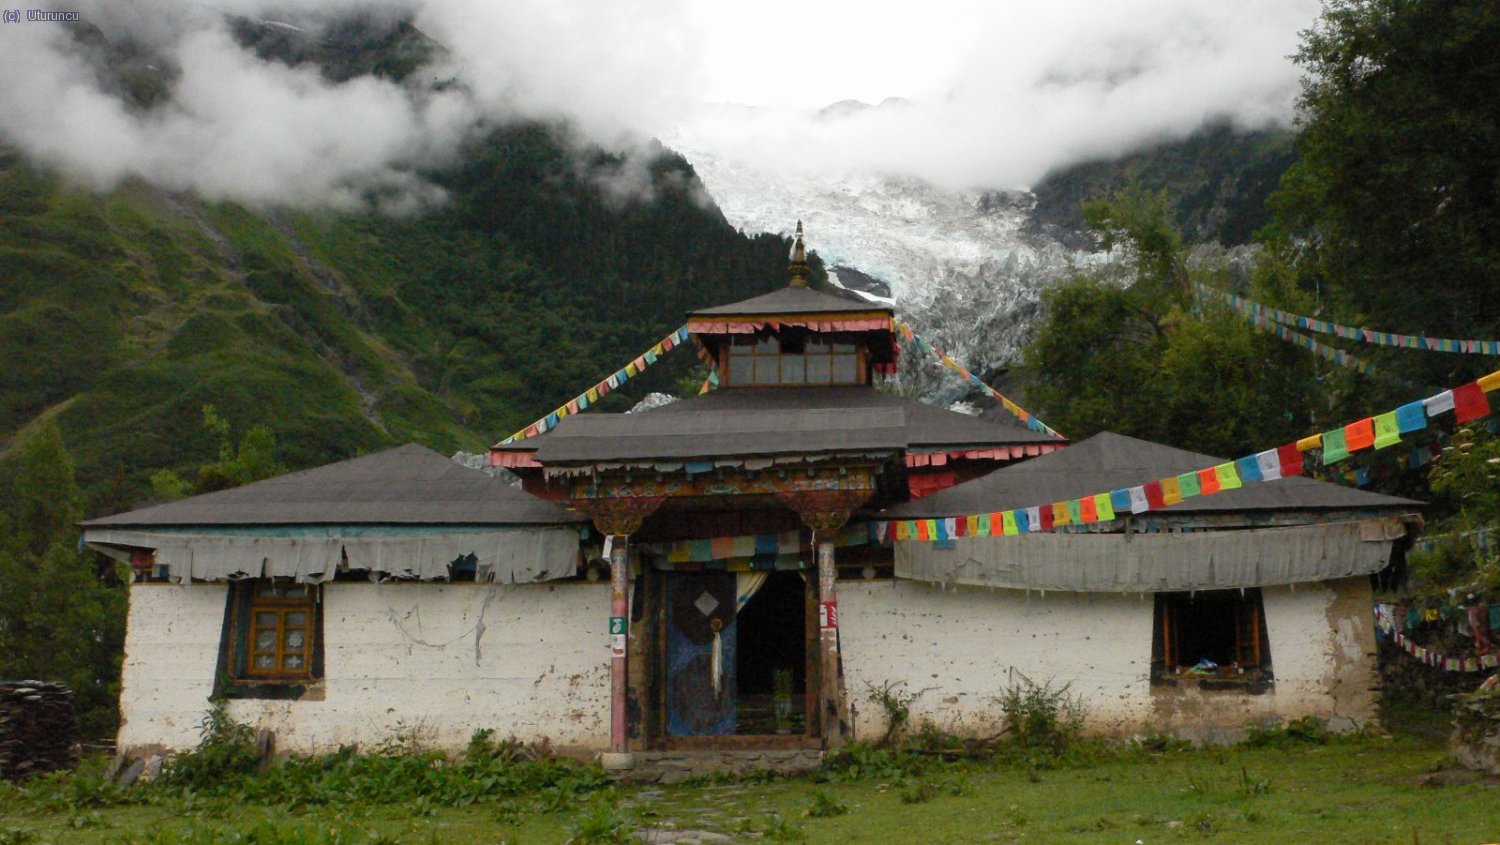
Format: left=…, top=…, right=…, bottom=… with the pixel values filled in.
left=0, top=733, right=1492, bottom=844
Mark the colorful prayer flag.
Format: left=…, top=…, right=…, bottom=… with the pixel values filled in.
left=1234, top=455, right=1263, bottom=484
left=1395, top=401, right=1427, bottom=434
left=1453, top=382, right=1492, bottom=423
left=1094, top=492, right=1116, bottom=522
left=1373, top=411, right=1400, bottom=449
left=1277, top=442, right=1304, bottom=476
left=1144, top=482, right=1166, bottom=510
left=1424, top=390, right=1455, bottom=417
left=1214, top=463, right=1242, bottom=491
left=1198, top=467, right=1221, bottom=495
left=1158, top=480, right=1182, bottom=507
left=1322, top=428, right=1349, bottom=464
left=1345, top=417, right=1375, bottom=451
left=1254, top=449, right=1281, bottom=481
left=1051, top=502, right=1070, bottom=527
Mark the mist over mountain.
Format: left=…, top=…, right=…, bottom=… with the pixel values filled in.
left=0, top=5, right=1303, bottom=511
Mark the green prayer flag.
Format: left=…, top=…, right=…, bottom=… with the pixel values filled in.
left=1322, top=428, right=1349, bottom=463
left=1001, top=511, right=1018, bottom=535
left=1177, top=471, right=1201, bottom=498
left=1373, top=411, right=1401, bottom=449
left=1067, top=498, right=1083, bottom=525
left=978, top=514, right=991, bottom=536
left=1214, top=462, right=1242, bottom=490
left=1093, top=492, right=1115, bottom=522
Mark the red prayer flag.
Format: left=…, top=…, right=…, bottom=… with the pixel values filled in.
left=1344, top=417, right=1375, bottom=451
left=1144, top=481, right=1166, bottom=510
left=1039, top=506, right=1054, bottom=531
left=1454, top=382, right=1492, bottom=423
left=1197, top=467, right=1221, bottom=495
left=917, top=520, right=930, bottom=541
left=1079, top=495, right=1098, bottom=523
left=954, top=517, right=968, bottom=537
left=1277, top=442, right=1304, bottom=477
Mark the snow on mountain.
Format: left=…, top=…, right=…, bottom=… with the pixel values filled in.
left=666, top=127, right=1102, bottom=395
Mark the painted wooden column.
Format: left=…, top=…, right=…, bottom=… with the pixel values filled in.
left=582, top=495, right=663, bottom=768
left=778, top=488, right=872, bottom=744
left=607, top=535, right=630, bottom=754
left=815, top=535, right=842, bottom=742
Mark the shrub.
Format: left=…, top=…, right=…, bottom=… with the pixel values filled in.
left=997, top=674, right=1085, bottom=753
left=158, top=701, right=261, bottom=790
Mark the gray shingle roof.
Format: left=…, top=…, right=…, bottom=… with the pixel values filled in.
left=531, top=386, right=1061, bottom=463
left=885, top=431, right=1421, bottom=517
left=690, top=285, right=891, bottom=317
left=81, top=444, right=585, bottom=528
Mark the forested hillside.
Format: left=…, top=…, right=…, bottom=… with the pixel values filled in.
left=0, top=129, right=809, bottom=514
left=1029, top=121, right=1296, bottom=248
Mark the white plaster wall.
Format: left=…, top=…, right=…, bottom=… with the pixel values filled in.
left=839, top=581, right=1156, bottom=740
left=118, top=581, right=611, bottom=756
left=117, top=583, right=228, bottom=752
left=839, top=577, right=1379, bottom=743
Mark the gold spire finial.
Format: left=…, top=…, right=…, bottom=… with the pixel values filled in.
left=788, top=220, right=808, bottom=287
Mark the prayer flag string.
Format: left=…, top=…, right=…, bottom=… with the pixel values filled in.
left=499, top=325, right=691, bottom=444
left=1197, top=283, right=1500, bottom=355
left=894, top=321, right=1064, bottom=439
left=878, top=370, right=1500, bottom=542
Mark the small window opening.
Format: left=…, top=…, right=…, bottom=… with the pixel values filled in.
left=1151, top=588, right=1272, bottom=691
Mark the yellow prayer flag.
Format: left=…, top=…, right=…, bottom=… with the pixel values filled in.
left=1093, top=493, right=1115, bottom=522
left=1373, top=411, right=1401, bottom=449
left=1479, top=370, right=1500, bottom=392
left=1214, top=462, right=1242, bottom=491
left=1160, top=475, right=1182, bottom=505
left=1296, top=434, right=1322, bottom=451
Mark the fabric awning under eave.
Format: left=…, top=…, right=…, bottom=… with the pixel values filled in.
left=894, top=518, right=1405, bottom=592
left=82, top=526, right=581, bottom=584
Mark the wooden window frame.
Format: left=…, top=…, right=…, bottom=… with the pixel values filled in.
left=246, top=583, right=316, bottom=679
left=1151, top=588, right=1272, bottom=690
left=227, top=580, right=323, bottom=684
left=720, top=334, right=868, bottom=388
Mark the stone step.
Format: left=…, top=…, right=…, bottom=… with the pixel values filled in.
left=623, top=749, right=825, bottom=784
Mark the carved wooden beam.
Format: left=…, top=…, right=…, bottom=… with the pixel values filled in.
left=776, top=489, right=873, bottom=532
left=580, top=496, right=666, bottom=537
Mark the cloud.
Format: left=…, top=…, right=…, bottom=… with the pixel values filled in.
left=671, top=0, right=1320, bottom=189
left=0, top=0, right=1321, bottom=207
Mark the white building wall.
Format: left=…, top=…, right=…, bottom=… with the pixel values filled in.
left=117, top=583, right=228, bottom=752
left=839, top=576, right=1378, bottom=743
left=117, top=581, right=611, bottom=756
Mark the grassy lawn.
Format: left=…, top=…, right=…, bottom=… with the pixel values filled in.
left=1, top=734, right=1495, bottom=844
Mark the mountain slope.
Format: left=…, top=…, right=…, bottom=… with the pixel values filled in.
left=0, top=129, right=806, bottom=512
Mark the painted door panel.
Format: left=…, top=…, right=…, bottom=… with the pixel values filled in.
left=666, top=572, right=737, bottom=736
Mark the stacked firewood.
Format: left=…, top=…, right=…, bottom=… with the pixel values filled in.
left=0, top=681, right=79, bottom=780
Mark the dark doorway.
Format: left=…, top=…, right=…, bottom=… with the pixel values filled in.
left=734, top=571, right=808, bottom=735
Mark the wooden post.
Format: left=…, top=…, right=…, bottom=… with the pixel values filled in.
left=608, top=535, right=629, bottom=755
left=581, top=495, right=663, bottom=771
left=816, top=537, right=842, bottom=742
left=777, top=488, right=871, bottom=746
